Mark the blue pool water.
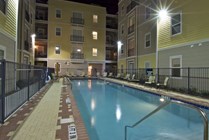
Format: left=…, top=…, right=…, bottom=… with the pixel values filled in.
left=71, top=80, right=209, bottom=140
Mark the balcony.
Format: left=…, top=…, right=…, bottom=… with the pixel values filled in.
left=36, top=7, right=48, bottom=21
left=36, top=0, right=48, bottom=4
left=128, top=25, right=135, bottom=34
left=70, top=35, right=84, bottom=42
left=126, top=1, right=139, bottom=14
left=71, top=17, right=84, bottom=25
left=35, top=45, right=47, bottom=58
left=24, top=41, right=30, bottom=52
left=36, top=34, right=47, bottom=39
left=128, top=48, right=135, bottom=57
left=70, top=52, right=84, bottom=63
left=25, top=10, right=30, bottom=23
left=106, top=17, right=118, bottom=29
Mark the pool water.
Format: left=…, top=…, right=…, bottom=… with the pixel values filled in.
left=71, top=80, right=209, bottom=140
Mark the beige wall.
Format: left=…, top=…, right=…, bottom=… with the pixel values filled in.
left=47, top=0, right=106, bottom=73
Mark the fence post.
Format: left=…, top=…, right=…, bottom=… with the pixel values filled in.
left=1, top=59, right=6, bottom=123
left=188, top=67, right=190, bottom=94
left=27, top=63, right=31, bottom=101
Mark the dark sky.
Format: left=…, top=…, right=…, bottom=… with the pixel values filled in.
left=68, top=0, right=118, bottom=14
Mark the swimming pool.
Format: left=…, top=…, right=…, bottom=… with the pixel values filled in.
left=71, top=79, right=209, bottom=140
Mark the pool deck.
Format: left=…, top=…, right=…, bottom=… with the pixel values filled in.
left=102, top=77, right=209, bottom=108
left=0, top=77, right=209, bottom=140
left=0, top=78, right=88, bottom=140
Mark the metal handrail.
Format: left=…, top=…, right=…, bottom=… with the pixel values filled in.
left=125, top=99, right=208, bottom=140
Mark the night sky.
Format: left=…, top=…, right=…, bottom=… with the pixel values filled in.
left=68, top=0, right=118, bottom=14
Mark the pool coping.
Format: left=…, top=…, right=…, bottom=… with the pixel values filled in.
left=101, top=77, right=209, bottom=109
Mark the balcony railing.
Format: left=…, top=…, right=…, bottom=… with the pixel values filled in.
left=126, top=1, right=139, bottom=14
left=36, top=0, right=48, bottom=4
left=71, top=17, right=84, bottom=25
left=128, top=25, right=135, bottom=34
left=128, top=48, right=135, bottom=57
left=70, top=35, right=84, bottom=42
left=36, top=34, right=47, bottom=39
left=35, top=52, right=47, bottom=58
left=71, top=52, right=84, bottom=59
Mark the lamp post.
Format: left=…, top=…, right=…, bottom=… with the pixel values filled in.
left=31, top=34, right=36, bottom=65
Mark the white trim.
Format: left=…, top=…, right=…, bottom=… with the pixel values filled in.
left=55, top=27, right=62, bottom=36
left=139, top=52, right=156, bottom=57
left=55, top=9, right=62, bottom=18
left=171, top=12, right=182, bottom=36
left=144, top=32, right=151, bottom=48
left=169, top=55, right=182, bottom=79
left=0, top=45, right=6, bottom=59
left=158, top=38, right=209, bottom=51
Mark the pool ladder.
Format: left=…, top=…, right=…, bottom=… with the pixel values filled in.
left=124, top=99, right=208, bottom=140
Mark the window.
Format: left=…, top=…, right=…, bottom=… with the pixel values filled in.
left=145, top=33, right=151, bottom=48
left=56, top=28, right=61, bottom=36
left=0, top=50, right=4, bottom=60
left=121, top=5, right=124, bottom=16
left=93, top=15, right=98, bottom=23
left=121, top=24, right=124, bottom=34
left=145, top=4, right=151, bottom=19
left=129, top=16, right=135, bottom=27
left=171, top=13, right=182, bottom=35
left=170, top=55, right=182, bottom=77
left=73, top=12, right=82, bottom=19
left=92, top=48, right=97, bottom=56
left=0, top=0, right=6, bottom=14
left=55, top=46, right=60, bottom=54
left=56, top=9, right=61, bottom=18
left=73, top=29, right=82, bottom=36
left=128, top=38, right=135, bottom=56
left=121, top=44, right=124, bottom=54
left=92, top=31, right=98, bottom=40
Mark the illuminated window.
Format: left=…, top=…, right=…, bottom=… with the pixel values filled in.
left=171, top=13, right=182, bottom=35
left=145, top=33, right=151, bottom=48
left=55, top=46, right=60, bottom=54
left=56, top=28, right=61, bottom=36
left=92, top=31, right=98, bottom=40
left=93, top=15, right=98, bottom=23
left=92, top=48, right=97, bottom=56
left=56, top=9, right=61, bottom=18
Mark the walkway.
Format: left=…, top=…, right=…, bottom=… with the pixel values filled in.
left=0, top=79, right=88, bottom=140
left=12, top=79, right=62, bottom=140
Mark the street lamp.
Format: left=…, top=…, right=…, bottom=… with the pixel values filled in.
left=31, top=33, right=36, bottom=65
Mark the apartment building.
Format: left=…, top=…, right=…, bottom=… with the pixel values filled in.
left=0, top=0, right=18, bottom=61
left=17, top=0, right=36, bottom=64
left=35, top=0, right=106, bottom=76
left=105, top=14, right=118, bottom=73
left=158, top=0, right=209, bottom=69
left=118, top=0, right=157, bottom=73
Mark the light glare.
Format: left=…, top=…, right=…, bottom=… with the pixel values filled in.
left=158, top=9, right=168, bottom=19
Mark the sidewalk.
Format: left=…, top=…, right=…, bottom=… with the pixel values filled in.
left=12, top=79, right=63, bottom=140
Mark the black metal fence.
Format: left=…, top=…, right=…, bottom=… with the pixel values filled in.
left=0, top=60, right=49, bottom=123
left=109, top=68, right=209, bottom=98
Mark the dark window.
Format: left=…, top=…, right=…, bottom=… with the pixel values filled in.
left=171, top=13, right=181, bottom=35
left=0, top=0, right=6, bottom=14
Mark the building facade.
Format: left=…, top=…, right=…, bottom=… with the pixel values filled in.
left=105, top=14, right=118, bottom=73
left=17, top=0, right=36, bottom=64
left=35, top=0, right=106, bottom=76
left=118, top=0, right=157, bottom=74
left=0, top=0, right=18, bottom=61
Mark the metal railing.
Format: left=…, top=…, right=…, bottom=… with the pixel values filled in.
left=114, top=68, right=209, bottom=97
left=0, top=60, right=49, bottom=123
left=125, top=99, right=208, bottom=140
